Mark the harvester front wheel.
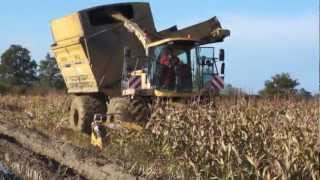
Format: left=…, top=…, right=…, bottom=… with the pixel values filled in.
left=129, top=97, right=151, bottom=122
left=69, top=95, right=106, bottom=134
left=108, top=97, right=151, bottom=123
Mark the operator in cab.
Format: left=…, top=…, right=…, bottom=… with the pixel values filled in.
left=159, top=47, right=190, bottom=91
left=174, top=57, right=189, bottom=91
left=159, top=48, right=175, bottom=90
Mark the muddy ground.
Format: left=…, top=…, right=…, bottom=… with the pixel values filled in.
left=0, top=119, right=142, bottom=180
left=0, top=134, right=85, bottom=180
left=0, top=96, right=144, bottom=180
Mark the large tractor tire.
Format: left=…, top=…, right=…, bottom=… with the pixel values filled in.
left=107, top=97, right=151, bottom=123
left=129, top=97, right=152, bottom=122
left=69, top=94, right=106, bottom=134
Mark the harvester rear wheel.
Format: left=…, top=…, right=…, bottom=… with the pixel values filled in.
left=108, top=97, right=151, bottom=123
left=69, top=94, right=106, bottom=134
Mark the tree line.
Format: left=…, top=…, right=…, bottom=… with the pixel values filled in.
left=222, top=73, right=314, bottom=99
left=0, top=44, right=64, bottom=94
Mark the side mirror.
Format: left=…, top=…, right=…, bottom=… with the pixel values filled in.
left=124, top=47, right=131, bottom=58
left=219, top=49, right=225, bottom=61
left=221, top=62, right=225, bottom=75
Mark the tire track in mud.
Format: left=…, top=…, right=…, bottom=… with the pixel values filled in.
left=0, top=120, right=143, bottom=180
left=0, top=134, right=86, bottom=180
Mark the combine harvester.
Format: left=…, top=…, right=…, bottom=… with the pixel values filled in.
left=50, top=2, right=230, bottom=147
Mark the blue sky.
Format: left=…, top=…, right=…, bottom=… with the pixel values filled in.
left=0, top=0, right=319, bottom=93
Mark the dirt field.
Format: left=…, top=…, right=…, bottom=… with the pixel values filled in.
left=0, top=134, right=86, bottom=180
left=0, top=94, right=319, bottom=179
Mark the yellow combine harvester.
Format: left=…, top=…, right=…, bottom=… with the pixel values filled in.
left=50, top=2, right=230, bottom=146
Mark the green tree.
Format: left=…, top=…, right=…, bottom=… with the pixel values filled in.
left=0, top=45, right=37, bottom=86
left=38, top=54, right=65, bottom=90
left=259, top=73, right=299, bottom=97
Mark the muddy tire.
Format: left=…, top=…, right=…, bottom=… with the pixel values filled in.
left=129, top=97, right=151, bottom=122
left=108, top=97, right=151, bottom=122
left=69, top=94, right=106, bottom=134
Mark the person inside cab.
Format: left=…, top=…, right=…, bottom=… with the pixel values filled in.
left=158, top=47, right=191, bottom=91
left=159, top=48, right=175, bottom=90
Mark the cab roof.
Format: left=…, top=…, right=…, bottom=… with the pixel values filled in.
left=147, top=37, right=198, bottom=48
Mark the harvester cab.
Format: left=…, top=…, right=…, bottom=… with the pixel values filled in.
left=106, top=9, right=229, bottom=97
left=121, top=38, right=227, bottom=97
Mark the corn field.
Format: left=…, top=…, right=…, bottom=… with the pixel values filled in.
left=145, top=98, right=319, bottom=179
left=0, top=94, right=319, bottom=179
